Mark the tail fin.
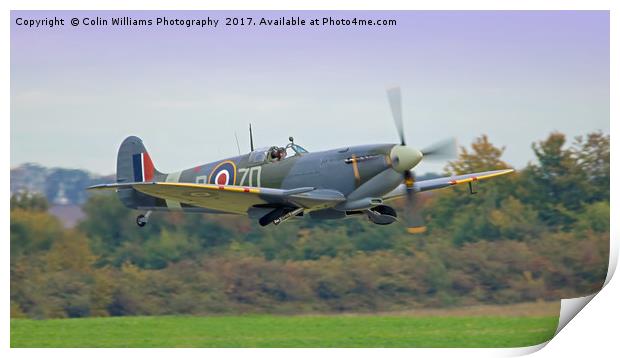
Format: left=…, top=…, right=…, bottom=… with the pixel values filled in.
left=117, top=136, right=164, bottom=183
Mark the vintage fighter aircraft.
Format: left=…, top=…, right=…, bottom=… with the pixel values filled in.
left=89, top=88, right=514, bottom=232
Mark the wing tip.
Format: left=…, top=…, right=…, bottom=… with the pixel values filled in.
left=479, top=168, right=516, bottom=180
left=495, top=168, right=516, bottom=177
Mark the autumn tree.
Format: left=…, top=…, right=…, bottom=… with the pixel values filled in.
left=428, top=135, right=525, bottom=244
left=10, top=192, right=49, bottom=212
left=10, top=205, right=63, bottom=260
left=520, top=132, right=607, bottom=228
left=446, top=135, right=510, bottom=175
left=573, top=131, right=610, bottom=203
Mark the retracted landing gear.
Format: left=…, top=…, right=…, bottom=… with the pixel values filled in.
left=136, top=210, right=152, bottom=227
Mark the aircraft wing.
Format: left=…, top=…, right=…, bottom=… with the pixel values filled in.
left=382, top=169, right=515, bottom=201
left=88, top=182, right=346, bottom=214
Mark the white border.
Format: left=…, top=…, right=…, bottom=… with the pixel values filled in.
left=4, top=1, right=617, bottom=357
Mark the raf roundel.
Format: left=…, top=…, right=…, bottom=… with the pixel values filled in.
left=214, top=170, right=229, bottom=185
left=208, top=161, right=237, bottom=186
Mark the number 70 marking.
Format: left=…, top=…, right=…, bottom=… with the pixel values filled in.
left=238, top=167, right=262, bottom=187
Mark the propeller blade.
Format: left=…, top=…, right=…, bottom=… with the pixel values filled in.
left=403, top=170, right=426, bottom=233
left=421, top=137, right=457, bottom=160
left=406, top=209, right=426, bottom=234
left=387, top=87, right=406, bottom=146
left=386, top=86, right=427, bottom=233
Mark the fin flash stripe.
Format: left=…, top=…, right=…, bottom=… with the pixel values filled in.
left=132, top=152, right=154, bottom=182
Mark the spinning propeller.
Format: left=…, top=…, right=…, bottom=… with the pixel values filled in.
left=386, top=87, right=457, bottom=233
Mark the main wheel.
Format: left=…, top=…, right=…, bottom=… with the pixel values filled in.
left=367, top=205, right=398, bottom=225
left=136, top=214, right=147, bottom=227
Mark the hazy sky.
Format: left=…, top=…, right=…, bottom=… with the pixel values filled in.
left=11, top=10, right=609, bottom=175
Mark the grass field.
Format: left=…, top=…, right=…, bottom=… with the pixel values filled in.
left=11, top=303, right=559, bottom=348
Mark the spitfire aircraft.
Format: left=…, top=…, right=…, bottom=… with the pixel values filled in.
left=89, top=88, right=514, bottom=233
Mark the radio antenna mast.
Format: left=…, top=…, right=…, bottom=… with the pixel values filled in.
left=234, top=132, right=241, bottom=155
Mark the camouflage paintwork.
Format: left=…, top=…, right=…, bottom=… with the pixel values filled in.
left=116, top=136, right=401, bottom=214
left=102, top=136, right=514, bottom=225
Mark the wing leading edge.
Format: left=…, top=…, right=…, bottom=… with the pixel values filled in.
left=87, top=182, right=345, bottom=214
left=382, top=168, right=515, bottom=201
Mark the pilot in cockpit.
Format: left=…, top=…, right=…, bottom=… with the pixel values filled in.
left=267, top=138, right=309, bottom=162
left=269, top=146, right=287, bottom=161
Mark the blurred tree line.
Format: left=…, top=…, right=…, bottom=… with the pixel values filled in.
left=10, top=131, right=609, bottom=319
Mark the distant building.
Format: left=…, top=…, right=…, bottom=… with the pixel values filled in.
left=11, top=163, right=113, bottom=227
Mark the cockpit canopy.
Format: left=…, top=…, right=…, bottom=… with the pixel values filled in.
left=248, top=142, right=309, bottom=163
